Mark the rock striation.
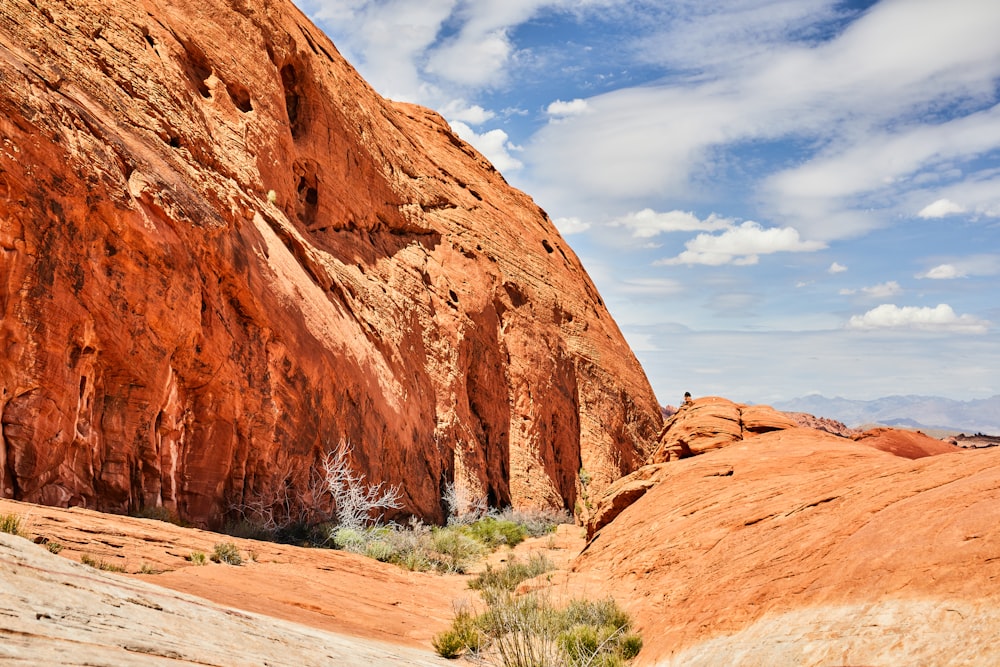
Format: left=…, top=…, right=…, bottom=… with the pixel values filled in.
left=0, top=0, right=661, bottom=526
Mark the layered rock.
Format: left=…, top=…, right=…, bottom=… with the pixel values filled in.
left=0, top=0, right=661, bottom=526
left=570, top=429, right=1000, bottom=665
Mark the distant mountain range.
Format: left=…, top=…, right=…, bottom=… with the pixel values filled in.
left=771, top=395, right=1000, bottom=435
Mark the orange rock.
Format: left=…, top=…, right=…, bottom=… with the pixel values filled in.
left=851, top=426, right=962, bottom=459
left=649, top=396, right=798, bottom=463
left=571, top=430, right=1000, bottom=665
left=0, top=0, right=660, bottom=526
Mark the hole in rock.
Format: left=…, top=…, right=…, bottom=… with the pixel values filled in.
left=280, top=63, right=304, bottom=138
left=227, top=82, right=253, bottom=113
left=541, top=239, right=554, bottom=254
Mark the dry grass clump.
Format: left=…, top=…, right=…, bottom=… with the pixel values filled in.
left=211, top=542, right=243, bottom=565
left=0, top=513, right=24, bottom=536
left=435, top=557, right=641, bottom=665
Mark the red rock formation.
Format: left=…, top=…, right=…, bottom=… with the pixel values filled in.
left=571, top=431, right=1000, bottom=665
left=0, top=0, right=661, bottom=526
left=851, top=426, right=961, bottom=459
left=649, top=396, right=799, bottom=463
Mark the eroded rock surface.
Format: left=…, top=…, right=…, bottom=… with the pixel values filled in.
left=0, top=0, right=660, bottom=525
left=0, top=531, right=450, bottom=666
left=570, top=432, right=1000, bottom=665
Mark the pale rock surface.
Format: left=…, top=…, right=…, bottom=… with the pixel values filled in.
left=0, top=531, right=450, bottom=666
left=0, top=0, right=660, bottom=526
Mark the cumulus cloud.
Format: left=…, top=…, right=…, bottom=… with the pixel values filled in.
left=918, top=198, right=967, bottom=218
left=828, top=262, right=848, bottom=274
left=450, top=121, right=523, bottom=172
left=656, top=221, right=825, bottom=266
left=839, top=281, right=903, bottom=299
left=525, top=0, right=1000, bottom=237
left=613, top=209, right=733, bottom=238
left=441, top=101, right=495, bottom=125
left=546, top=98, right=590, bottom=117
left=916, top=254, right=1000, bottom=279
left=847, top=304, right=989, bottom=334
left=919, top=264, right=965, bottom=280
left=554, top=216, right=591, bottom=235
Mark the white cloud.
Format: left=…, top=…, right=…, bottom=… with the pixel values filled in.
left=618, top=278, right=685, bottom=296
left=525, top=0, right=1000, bottom=236
left=613, top=209, right=732, bottom=238
left=554, top=216, right=590, bottom=235
left=656, top=221, right=825, bottom=266
left=441, top=101, right=495, bottom=125
left=847, top=304, right=989, bottom=334
left=916, top=254, right=1000, bottom=279
left=839, top=281, right=902, bottom=299
left=450, top=121, right=523, bottom=172
left=917, top=198, right=967, bottom=218
left=828, top=262, right=848, bottom=274
left=546, top=98, right=590, bottom=117
left=919, top=264, right=965, bottom=280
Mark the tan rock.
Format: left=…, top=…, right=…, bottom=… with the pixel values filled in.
left=0, top=0, right=660, bottom=525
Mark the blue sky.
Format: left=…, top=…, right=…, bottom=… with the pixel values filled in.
left=297, top=0, right=1000, bottom=406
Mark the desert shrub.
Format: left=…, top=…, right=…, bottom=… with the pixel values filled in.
left=80, top=553, right=125, bottom=573
left=0, top=513, right=23, bottom=536
left=186, top=551, right=208, bottom=566
left=211, top=541, right=243, bottom=566
left=46, top=541, right=64, bottom=554
left=471, top=553, right=554, bottom=594
left=459, top=516, right=528, bottom=548
left=322, top=440, right=402, bottom=532
left=493, top=507, right=571, bottom=539
left=433, top=605, right=484, bottom=659
left=434, top=591, right=640, bottom=666
left=330, top=521, right=485, bottom=574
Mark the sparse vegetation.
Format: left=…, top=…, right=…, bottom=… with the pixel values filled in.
left=435, top=590, right=642, bottom=665
left=80, top=553, right=126, bottom=573
left=46, top=541, right=64, bottom=554
left=187, top=551, right=208, bottom=565
left=436, top=555, right=640, bottom=665
left=470, top=553, right=554, bottom=593
left=0, top=512, right=24, bottom=536
left=211, top=541, right=243, bottom=565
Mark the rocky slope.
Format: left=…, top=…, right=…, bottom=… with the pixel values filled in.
left=571, top=397, right=1000, bottom=665
left=0, top=530, right=451, bottom=666
left=0, top=0, right=661, bottom=526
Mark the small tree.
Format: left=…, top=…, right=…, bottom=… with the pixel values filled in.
left=322, top=439, right=403, bottom=530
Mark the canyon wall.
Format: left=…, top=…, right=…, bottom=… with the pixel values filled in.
left=0, top=0, right=661, bottom=526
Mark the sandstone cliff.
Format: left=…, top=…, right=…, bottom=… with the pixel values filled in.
left=0, top=0, right=661, bottom=526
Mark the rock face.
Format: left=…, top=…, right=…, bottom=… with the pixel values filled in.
left=573, top=429, right=1000, bottom=665
left=0, top=0, right=661, bottom=526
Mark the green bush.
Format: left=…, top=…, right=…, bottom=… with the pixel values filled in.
left=434, top=592, right=640, bottom=666
left=459, top=516, right=528, bottom=548
left=433, top=607, right=483, bottom=659
left=186, top=551, right=208, bottom=566
left=470, top=553, right=553, bottom=593
left=46, top=541, right=64, bottom=554
left=211, top=542, right=243, bottom=565
left=0, top=513, right=23, bottom=536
